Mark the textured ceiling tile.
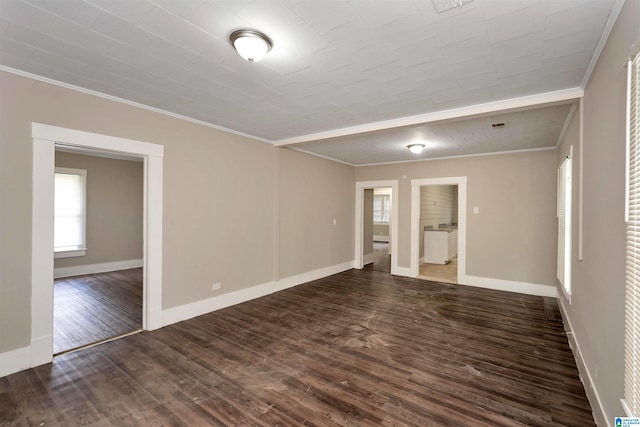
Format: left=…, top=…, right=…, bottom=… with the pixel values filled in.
left=136, top=6, right=203, bottom=46
left=5, top=20, right=71, bottom=56
left=439, top=36, right=492, bottom=63
left=85, top=0, right=155, bottom=24
left=490, top=32, right=543, bottom=61
left=484, top=2, right=546, bottom=44
left=0, top=0, right=55, bottom=31
left=495, top=52, right=543, bottom=78
left=541, top=50, right=593, bottom=76
left=149, top=0, right=206, bottom=17
left=543, top=30, right=601, bottom=60
left=545, top=0, right=613, bottom=40
left=102, top=40, right=155, bottom=68
left=348, top=0, right=418, bottom=27
left=47, top=17, right=112, bottom=52
left=541, top=68, right=586, bottom=91
left=91, top=12, right=157, bottom=48
left=290, top=0, right=360, bottom=34
left=450, top=55, right=496, bottom=80
left=23, top=0, right=102, bottom=27
left=428, top=7, right=487, bottom=48
left=479, top=0, right=541, bottom=20
left=141, top=36, right=198, bottom=65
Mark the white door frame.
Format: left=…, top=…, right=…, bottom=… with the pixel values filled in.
left=31, top=123, right=164, bottom=368
left=355, top=180, right=399, bottom=274
left=410, top=177, right=467, bottom=279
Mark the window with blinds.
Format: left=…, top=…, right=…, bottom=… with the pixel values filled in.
left=558, top=149, right=572, bottom=297
left=624, top=53, right=640, bottom=416
left=54, top=167, right=87, bottom=258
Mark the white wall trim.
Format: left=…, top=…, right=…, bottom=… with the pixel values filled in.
left=459, top=275, right=558, bottom=298
left=54, top=259, right=144, bottom=279
left=274, top=260, right=354, bottom=293
left=163, top=281, right=277, bottom=326
left=354, top=146, right=557, bottom=168
left=31, top=123, right=163, bottom=372
left=558, top=300, right=609, bottom=427
left=580, top=0, right=626, bottom=90
left=411, top=177, right=467, bottom=280
left=0, top=346, right=31, bottom=378
left=275, top=88, right=583, bottom=146
left=3, top=66, right=270, bottom=145
left=363, top=253, right=375, bottom=265
left=355, top=181, right=400, bottom=275
left=163, top=260, right=355, bottom=327
left=392, top=266, right=413, bottom=278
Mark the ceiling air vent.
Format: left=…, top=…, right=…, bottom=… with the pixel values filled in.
left=432, top=0, right=473, bottom=14
left=492, top=122, right=506, bottom=128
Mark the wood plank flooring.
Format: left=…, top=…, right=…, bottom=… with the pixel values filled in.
left=2, top=269, right=593, bottom=426
left=54, top=268, right=143, bottom=354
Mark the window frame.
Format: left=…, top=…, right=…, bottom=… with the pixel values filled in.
left=373, top=194, right=391, bottom=224
left=624, top=52, right=640, bottom=417
left=557, top=147, right=573, bottom=300
left=54, top=167, right=87, bottom=259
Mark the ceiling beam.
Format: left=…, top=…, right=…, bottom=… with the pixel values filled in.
left=273, top=87, right=584, bottom=146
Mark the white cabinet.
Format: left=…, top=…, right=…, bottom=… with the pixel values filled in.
left=424, top=229, right=457, bottom=264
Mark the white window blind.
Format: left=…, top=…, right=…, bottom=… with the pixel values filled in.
left=624, top=53, right=640, bottom=416
left=54, top=168, right=87, bottom=254
left=557, top=149, right=572, bottom=297
left=373, top=194, right=390, bottom=223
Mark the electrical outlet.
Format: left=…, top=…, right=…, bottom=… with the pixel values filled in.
left=211, top=283, right=221, bottom=291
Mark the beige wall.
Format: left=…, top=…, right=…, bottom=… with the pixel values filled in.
left=0, top=71, right=355, bottom=354
left=356, top=149, right=558, bottom=285
left=277, top=148, right=354, bottom=279
left=558, top=1, right=640, bottom=421
left=54, top=152, right=143, bottom=268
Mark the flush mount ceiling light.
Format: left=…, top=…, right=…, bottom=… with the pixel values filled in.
left=407, top=144, right=426, bottom=154
left=230, top=30, right=272, bottom=63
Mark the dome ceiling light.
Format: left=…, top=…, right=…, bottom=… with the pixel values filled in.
left=407, top=144, right=426, bottom=154
left=230, top=30, right=272, bottom=63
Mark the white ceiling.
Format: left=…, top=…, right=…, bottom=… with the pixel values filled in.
left=0, top=0, right=620, bottom=165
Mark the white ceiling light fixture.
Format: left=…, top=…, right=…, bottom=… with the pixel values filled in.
left=230, top=30, right=273, bottom=63
left=407, top=143, right=426, bottom=154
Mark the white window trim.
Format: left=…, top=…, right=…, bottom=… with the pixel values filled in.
left=54, top=167, right=87, bottom=258
left=557, top=147, right=572, bottom=301
left=624, top=53, right=640, bottom=417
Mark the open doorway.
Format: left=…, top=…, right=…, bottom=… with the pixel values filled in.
left=410, top=177, right=467, bottom=283
left=417, top=185, right=458, bottom=284
left=363, top=188, right=392, bottom=273
left=53, top=149, right=144, bottom=354
left=354, top=180, right=399, bottom=275
left=31, top=123, right=163, bottom=369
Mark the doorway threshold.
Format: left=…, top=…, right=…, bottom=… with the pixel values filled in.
left=54, top=328, right=143, bottom=357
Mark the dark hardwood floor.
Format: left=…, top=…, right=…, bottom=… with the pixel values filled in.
left=2, top=269, right=593, bottom=426
left=364, top=242, right=391, bottom=273
left=54, top=268, right=143, bottom=354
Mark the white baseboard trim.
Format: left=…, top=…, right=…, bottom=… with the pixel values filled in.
left=0, top=346, right=31, bottom=378
left=363, top=253, right=375, bottom=265
left=30, top=334, right=53, bottom=368
left=274, top=261, right=355, bottom=292
left=459, top=274, right=558, bottom=297
left=163, top=260, right=355, bottom=327
left=558, top=299, right=609, bottom=427
left=163, top=281, right=276, bottom=326
left=392, top=266, right=413, bottom=277
left=54, top=259, right=143, bottom=279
